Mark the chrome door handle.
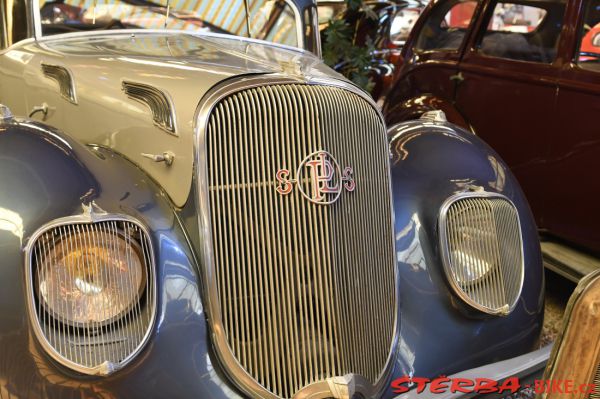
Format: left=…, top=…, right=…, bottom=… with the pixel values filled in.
left=450, top=72, right=465, bottom=83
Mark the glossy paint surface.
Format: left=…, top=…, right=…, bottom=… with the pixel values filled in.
left=0, top=113, right=544, bottom=399
left=380, top=120, right=544, bottom=395
left=383, top=0, right=600, bottom=254
left=0, top=120, right=243, bottom=398
left=0, top=31, right=342, bottom=207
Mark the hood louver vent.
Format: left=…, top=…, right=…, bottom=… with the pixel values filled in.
left=41, top=63, right=77, bottom=104
left=122, top=81, right=177, bottom=135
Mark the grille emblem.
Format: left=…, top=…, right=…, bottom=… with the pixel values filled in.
left=276, top=150, right=355, bottom=204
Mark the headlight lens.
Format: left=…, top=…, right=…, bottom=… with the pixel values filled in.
left=440, top=194, right=524, bottom=315
left=37, top=230, right=146, bottom=326
left=450, top=226, right=495, bottom=284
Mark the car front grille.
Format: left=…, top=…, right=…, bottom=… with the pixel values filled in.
left=204, top=83, right=396, bottom=397
left=440, top=194, right=524, bottom=315
left=590, top=364, right=600, bottom=399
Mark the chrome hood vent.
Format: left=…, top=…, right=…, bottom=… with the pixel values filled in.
left=197, top=80, right=397, bottom=398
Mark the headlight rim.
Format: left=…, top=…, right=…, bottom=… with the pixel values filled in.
left=24, top=207, right=157, bottom=376
left=439, top=190, right=525, bottom=317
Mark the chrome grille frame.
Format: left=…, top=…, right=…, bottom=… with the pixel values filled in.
left=590, top=364, right=600, bottom=399
left=24, top=208, right=157, bottom=376
left=194, top=75, right=399, bottom=399
left=438, top=191, right=525, bottom=316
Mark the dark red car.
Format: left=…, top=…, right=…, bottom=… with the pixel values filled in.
left=383, top=0, right=600, bottom=280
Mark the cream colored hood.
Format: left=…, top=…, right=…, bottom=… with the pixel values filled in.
left=0, top=31, right=345, bottom=206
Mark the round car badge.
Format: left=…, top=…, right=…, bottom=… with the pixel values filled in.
left=275, top=150, right=355, bottom=205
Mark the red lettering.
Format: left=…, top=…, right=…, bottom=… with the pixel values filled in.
left=450, top=378, right=474, bottom=393
left=275, top=169, right=293, bottom=195
left=430, top=376, right=450, bottom=394
left=342, top=166, right=355, bottom=192
left=306, top=153, right=339, bottom=201
left=585, top=383, right=598, bottom=394
left=474, top=378, right=498, bottom=394
left=551, top=380, right=564, bottom=393
left=534, top=380, right=547, bottom=394
left=390, top=376, right=411, bottom=394
left=413, top=377, right=430, bottom=393
left=564, top=380, right=574, bottom=393
left=498, top=377, right=520, bottom=394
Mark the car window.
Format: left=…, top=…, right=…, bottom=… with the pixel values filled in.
left=0, top=0, right=29, bottom=49
left=477, top=0, right=565, bottom=63
left=390, top=7, right=422, bottom=44
left=415, top=0, right=479, bottom=52
left=39, top=0, right=300, bottom=48
left=576, top=0, right=600, bottom=71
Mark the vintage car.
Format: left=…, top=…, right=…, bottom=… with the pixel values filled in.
left=541, top=269, right=600, bottom=399
left=382, top=0, right=600, bottom=281
left=0, top=0, right=546, bottom=397
left=318, top=0, right=426, bottom=99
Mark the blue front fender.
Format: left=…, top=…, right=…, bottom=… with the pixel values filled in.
left=381, top=120, right=544, bottom=397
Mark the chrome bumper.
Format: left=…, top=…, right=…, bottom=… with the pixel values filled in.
left=394, top=345, right=552, bottom=399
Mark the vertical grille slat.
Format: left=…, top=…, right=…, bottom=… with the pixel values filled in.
left=589, top=364, right=600, bottom=399
left=27, top=219, right=156, bottom=373
left=441, top=195, right=524, bottom=315
left=206, top=84, right=396, bottom=397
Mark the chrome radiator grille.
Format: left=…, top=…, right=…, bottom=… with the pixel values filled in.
left=590, top=364, right=600, bottom=399
left=205, top=84, right=396, bottom=397
left=440, top=194, right=524, bottom=315
left=28, top=219, right=155, bottom=374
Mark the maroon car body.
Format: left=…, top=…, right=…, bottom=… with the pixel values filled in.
left=383, top=0, right=600, bottom=256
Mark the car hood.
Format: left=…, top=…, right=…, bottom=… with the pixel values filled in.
left=18, top=31, right=348, bottom=206
left=38, top=31, right=338, bottom=82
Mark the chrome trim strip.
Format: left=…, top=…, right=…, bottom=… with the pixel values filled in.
left=122, top=81, right=178, bottom=136
left=23, top=205, right=157, bottom=376
left=281, top=0, right=304, bottom=50
left=438, top=191, right=525, bottom=316
left=193, top=75, right=399, bottom=398
left=41, top=63, right=78, bottom=104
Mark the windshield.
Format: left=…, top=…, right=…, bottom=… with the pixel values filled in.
left=39, top=0, right=302, bottom=48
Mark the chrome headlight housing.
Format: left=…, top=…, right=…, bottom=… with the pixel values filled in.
left=25, top=212, right=156, bottom=375
left=440, top=191, right=524, bottom=316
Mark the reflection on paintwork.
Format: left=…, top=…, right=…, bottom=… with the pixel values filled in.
left=0, top=207, right=23, bottom=240
left=396, top=336, right=416, bottom=378
left=450, top=177, right=478, bottom=191
left=164, top=274, right=203, bottom=315
left=396, top=214, right=426, bottom=272
left=117, top=56, right=233, bottom=74
left=3, top=50, right=33, bottom=64
left=20, top=122, right=72, bottom=150
left=487, top=155, right=507, bottom=191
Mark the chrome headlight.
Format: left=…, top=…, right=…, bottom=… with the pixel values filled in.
left=440, top=192, right=524, bottom=316
left=36, top=229, right=146, bottom=327
left=26, top=215, right=156, bottom=375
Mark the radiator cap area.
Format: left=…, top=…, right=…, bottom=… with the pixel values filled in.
left=420, top=110, right=447, bottom=123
